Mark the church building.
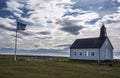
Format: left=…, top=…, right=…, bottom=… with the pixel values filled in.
left=70, top=24, right=113, bottom=62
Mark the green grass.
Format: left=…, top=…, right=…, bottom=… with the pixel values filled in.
left=0, top=55, right=120, bottom=78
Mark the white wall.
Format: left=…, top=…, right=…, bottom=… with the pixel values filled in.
left=70, top=49, right=99, bottom=60
left=100, top=38, right=113, bottom=60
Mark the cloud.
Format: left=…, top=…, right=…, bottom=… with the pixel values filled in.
left=72, top=0, right=120, bottom=15
left=37, top=31, right=51, bottom=35
left=96, top=12, right=120, bottom=24
left=0, top=48, right=69, bottom=57
left=117, top=0, right=120, bottom=3
left=0, top=0, right=120, bottom=53
left=86, top=18, right=101, bottom=24
left=60, top=26, right=83, bottom=35
left=6, top=0, right=24, bottom=16
left=56, top=18, right=84, bottom=35
left=0, top=17, right=15, bottom=26
left=17, top=31, right=32, bottom=36
left=0, top=25, right=15, bottom=32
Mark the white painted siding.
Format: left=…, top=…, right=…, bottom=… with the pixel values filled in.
left=100, top=38, right=113, bottom=60
left=70, top=49, right=99, bottom=60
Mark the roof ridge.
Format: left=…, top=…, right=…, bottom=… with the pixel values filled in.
left=76, top=37, right=99, bottom=40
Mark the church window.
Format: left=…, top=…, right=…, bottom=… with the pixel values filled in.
left=87, top=51, right=88, bottom=56
left=79, top=52, right=82, bottom=56
left=74, top=52, right=76, bottom=55
left=91, top=52, right=94, bottom=56
left=85, top=51, right=88, bottom=56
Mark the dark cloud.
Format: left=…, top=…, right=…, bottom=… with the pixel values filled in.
left=18, top=31, right=32, bottom=36
left=46, top=20, right=52, bottom=23
left=105, top=19, right=120, bottom=24
left=0, top=25, right=15, bottom=31
left=0, top=25, right=31, bottom=36
left=56, top=19, right=84, bottom=35
left=60, top=26, right=83, bottom=35
left=34, top=44, right=40, bottom=48
left=37, top=31, right=51, bottom=35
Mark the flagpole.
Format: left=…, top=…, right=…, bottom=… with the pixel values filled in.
left=14, top=21, right=26, bottom=61
left=14, top=29, right=18, bottom=61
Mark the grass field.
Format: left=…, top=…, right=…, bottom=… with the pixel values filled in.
left=0, top=55, right=120, bottom=78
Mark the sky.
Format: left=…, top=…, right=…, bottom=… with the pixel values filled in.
left=0, top=0, right=120, bottom=57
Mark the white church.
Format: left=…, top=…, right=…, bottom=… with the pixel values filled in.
left=70, top=24, right=113, bottom=62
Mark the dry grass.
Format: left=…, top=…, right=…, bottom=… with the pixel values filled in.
left=0, top=55, right=120, bottom=78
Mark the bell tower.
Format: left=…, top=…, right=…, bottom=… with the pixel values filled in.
left=99, top=24, right=107, bottom=39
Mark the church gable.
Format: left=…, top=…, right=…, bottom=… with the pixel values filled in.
left=101, top=37, right=114, bottom=49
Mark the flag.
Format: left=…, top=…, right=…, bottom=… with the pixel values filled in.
left=17, top=22, right=26, bottom=30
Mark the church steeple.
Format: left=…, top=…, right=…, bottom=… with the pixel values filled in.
left=99, top=24, right=107, bottom=39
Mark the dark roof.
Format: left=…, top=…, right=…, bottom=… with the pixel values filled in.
left=70, top=37, right=106, bottom=49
